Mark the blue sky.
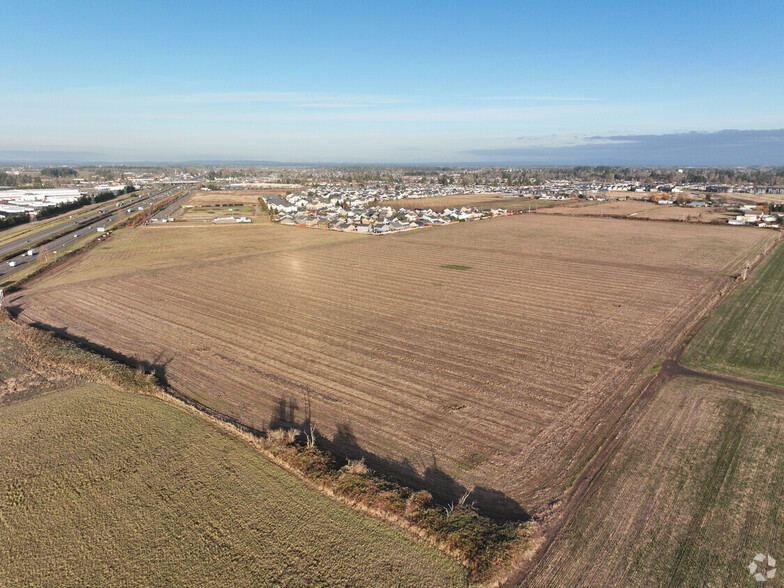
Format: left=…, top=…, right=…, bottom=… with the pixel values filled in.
left=1, top=0, right=783, bottom=164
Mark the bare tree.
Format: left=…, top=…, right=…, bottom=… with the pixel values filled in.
left=305, top=422, right=317, bottom=448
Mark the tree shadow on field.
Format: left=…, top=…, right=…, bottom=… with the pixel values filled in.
left=268, top=397, right=530, bottom=522
left=268, top=397, right=299, bottom=429
left=1, top=301, right=24, bottom=319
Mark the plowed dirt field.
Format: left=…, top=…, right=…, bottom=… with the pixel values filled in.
left=186, top=189, right=292, bottom=207
left=540, top=199, right=732, bottom=222
left=10, top=216, right=777, bottom=513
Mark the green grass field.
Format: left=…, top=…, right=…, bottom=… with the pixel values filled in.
left=524, top=376, right=784, bottom=587
left=682, top=241, right=784, bottom=386
left=0, top=319, right=466, bottom=587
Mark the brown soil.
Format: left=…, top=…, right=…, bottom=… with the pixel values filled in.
left=541, top=199, right=732, bottom=223
left=186, top=189, right=293, bottom=207
left=8, top=215, right=777, bottom=518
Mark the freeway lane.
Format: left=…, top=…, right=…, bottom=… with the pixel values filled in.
left=147, top=189, right=193, bottom=222
left=0, top=186, right=183, bottom=281
left=0, top=186, right=180, bottom=262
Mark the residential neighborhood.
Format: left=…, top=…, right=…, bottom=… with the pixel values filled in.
left=264, top=190, right=511, bottom=233
left=260, top=178, right=783, bottom=233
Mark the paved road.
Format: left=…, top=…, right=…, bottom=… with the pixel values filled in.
left=147, top=189, right=193, bottom=223
left=0, top=186, right=181, bottom=260
left=0, top=186, right=182, bottom=281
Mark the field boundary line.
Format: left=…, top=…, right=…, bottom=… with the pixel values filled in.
left=506, top=235, right=784, bottom=586
left=504, top=362, right=669, bottom=587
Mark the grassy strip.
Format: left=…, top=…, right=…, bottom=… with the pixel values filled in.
left=0, top=191, right=142, bottom=249
left=522, top=377, right=784, bottom=587
left=0, top=190, right=143, bottom=259
left=8, top=315, right=161, bottom=397
left=4, top=312, right=528, bottom=583
left=125, top=190, right=185, bottom=227
left=1, top=230, right=110, bottom=291
left=666, top=398, right=751, bottom=585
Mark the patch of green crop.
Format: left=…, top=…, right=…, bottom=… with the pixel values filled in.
left=649, top=357, right=666, bottom=375
left=683, top=243, right=784, bottom=386
left=441, top=264, right=472, bottom=271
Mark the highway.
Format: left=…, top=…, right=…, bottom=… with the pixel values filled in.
left=0, top=186, right=179, bottom=260
left=147, top=189, right=193, bottom=223
left=0, top=185, right=183, bottom=282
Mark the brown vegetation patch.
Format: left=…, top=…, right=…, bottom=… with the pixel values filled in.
left=186, top=189, right=291, bottom=207
left=541, top=199, right=733, bottom=222
left=388, top=194, right=554, bottom=212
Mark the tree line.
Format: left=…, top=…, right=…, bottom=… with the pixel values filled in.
left=40, top=167, right=78, bottom=178
left=0, top=214, right=31, bottom=230
left=0, top=172, right=37, bottom=187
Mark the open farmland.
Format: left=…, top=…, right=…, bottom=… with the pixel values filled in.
left=180, top=190, right=275, bottom=221
left=179, top=204, right=262, bottom=222
left=0, top=317, right=466, bottom=587
left=682, top=239, right=784, bottom=386
left=186, top=189, right=290, bottom=207
left=28, top=222, right=361, bottom=286
left=9, top=215, right=777, bottom=514
left=388, top=194, right=556, bottom=212
left=523, top=375, right=784, bottom=587
left=541, top=199, right=733, bottom=223
left=715, top=191, right=784, bottom=206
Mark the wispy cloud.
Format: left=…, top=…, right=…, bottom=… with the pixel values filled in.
left=473, top=96, right=599, bottom=102
left=464, top=129, right=784, bottom=165
left=293, top=102, right=396, bottom=109
left=156, top=91, right=406, bottom=107
left=0, top=89, right=408, bottom=111
left=82, top=103, right=601, bottom=124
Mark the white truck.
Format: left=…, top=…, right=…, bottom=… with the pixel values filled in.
left=26, top=248, right=38, bottom=256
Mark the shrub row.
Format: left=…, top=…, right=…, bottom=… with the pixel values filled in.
left=262, top=429, right=525, bottom=581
